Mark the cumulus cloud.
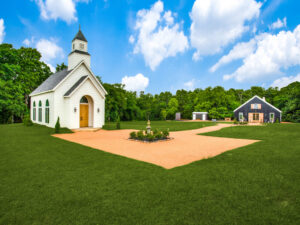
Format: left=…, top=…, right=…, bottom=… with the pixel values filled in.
left=36, top=39, right=64, bottom=62
left=35, top=0, right=89, bottom=24
left=128, top=35, right=135, bottom=44
left=22, top=37, right=35, bottom=46
left=210, top=39, right=257, bottom=72
left=269, top=17, right=287, bottom=30
left=210, top=34, right=269, bottom=72
left=190, top=0, right=261, bottom=60
left=0, top=19, right=5, bottom=43
left=271, top=74, right=300, bottom=89
left=121, top=73, right=149, bottom=92
left=223, top=25, right=300, bottom=82
left=130, top=0, right=188, bottom=70
left=183, top=79, right=196, bottom=91
left=23, top=39, right=31, bottom=46
left=36, top=39, right=64, bottom=72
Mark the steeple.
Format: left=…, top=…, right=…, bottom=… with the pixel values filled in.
left=68, top=26, right=91, bottom=70
left=72, top=25, right=87, bottom=42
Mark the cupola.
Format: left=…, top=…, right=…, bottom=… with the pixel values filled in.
left=68, top=26, right=91, bottom=70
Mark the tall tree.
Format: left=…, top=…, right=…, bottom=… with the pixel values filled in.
left=0, top=44, right=51, bottom=123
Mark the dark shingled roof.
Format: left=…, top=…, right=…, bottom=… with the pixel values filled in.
left=30, top=69, right=72, bottom=96
left=64, top=76, right=88, bottom=97
left=68, top=50, right=90, bottom=56
left=72, top=29, right=87, bottom=42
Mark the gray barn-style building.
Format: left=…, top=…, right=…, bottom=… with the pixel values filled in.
left=234, top=95, right=281, bottom=123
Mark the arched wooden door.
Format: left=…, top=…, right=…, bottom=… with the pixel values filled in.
left=80, top=96, right=89, bottom=127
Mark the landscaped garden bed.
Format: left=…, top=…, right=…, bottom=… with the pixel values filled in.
left=129, top=128, right=170, bottom=142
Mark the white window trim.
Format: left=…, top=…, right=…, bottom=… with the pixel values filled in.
left=269, top=112, right=275, bottom=123
left=239, top=112, right=244, bottom=122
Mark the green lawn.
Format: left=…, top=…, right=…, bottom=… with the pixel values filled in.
left=0, top=123, right=299, bottom=225
left=102, top=120, right=216, bottom=131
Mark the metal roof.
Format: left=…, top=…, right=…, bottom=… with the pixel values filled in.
left=30, top=69, right=72, bottom=96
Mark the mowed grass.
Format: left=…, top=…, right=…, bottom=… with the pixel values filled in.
left=102, top=120, right=216, bottom=131
left=0, top=123, right=299, bottom=225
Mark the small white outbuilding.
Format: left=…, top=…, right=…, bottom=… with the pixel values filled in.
left=30, top=28, right=107, bottom=129
left=192, top=112, right=208, bottom=121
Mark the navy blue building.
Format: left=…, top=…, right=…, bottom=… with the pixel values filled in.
left=234, top=95, right=281, bottom=123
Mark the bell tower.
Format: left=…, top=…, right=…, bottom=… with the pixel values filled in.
left=68, top=26, right=91, bottom=70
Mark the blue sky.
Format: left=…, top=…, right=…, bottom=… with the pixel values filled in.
left=0, top=0, right=300, bottom=94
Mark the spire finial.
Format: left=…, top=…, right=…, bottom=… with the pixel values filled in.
left=79, top=24, right=81, bottom=30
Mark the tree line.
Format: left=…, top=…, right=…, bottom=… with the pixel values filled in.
left=1, top=44, right=299, bottom=123
left=102, top=82, right=300, bottom=122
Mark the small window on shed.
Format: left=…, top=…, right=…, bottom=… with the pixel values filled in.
left=239, top=112, right=243, bottom=122
left=251, top=103, right=261, bottom=109
left=270, top=113, right=275, bottom=123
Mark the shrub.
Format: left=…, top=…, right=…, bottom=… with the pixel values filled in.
left=152, top=128, right=159, bottom=136
left=130, top=129, right=169, bottom=142
left=275, top=118, right=280, bottom=123
left=137, top=130, right=144, bottom=140
left=55, top=117, right=60, bottom=133
left=130, top=131, right=137, bottom=139
left=162, top=130, right=169, bottom=138
left=23, top=114, right=33, bottom=126
left=146, top=133, right=155, bottom=142
left=154, top=132, right=162, bottom=139
left=233, top=119, right=238, bottom=124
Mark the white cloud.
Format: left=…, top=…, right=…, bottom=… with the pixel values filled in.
left=210, top=39, right=257, bottom=72
left=183, top=79, right=195, bottom=91
left=271, top=74, right=300, bottom=89
left=130, top=0, right=188, bottom=71
left=35, top=0, right=89, bottom=24
left=22, top=37, right=35, bottom=46
left=223, top=25, right=300, bottom=82
left=36, top=39, right=64, bottom=62
left=36, top=39, right=64, bottom=72
left=210, top=34, right=269, bottom=72
left=129, top=35, right=135, bottom=44
left=0, top=19, right=5, bottom=43
left=46, top=63, right=56, bottom=72
left=269, top=17, right=287, bottom=30
left=190, top=0, right=261, bottom=60
left=23, top=39, right=31, bottom=46
left=121, top=73, right=149, bottom=92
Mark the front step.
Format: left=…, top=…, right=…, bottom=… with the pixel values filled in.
left=72, top=127, right=101, bottom=132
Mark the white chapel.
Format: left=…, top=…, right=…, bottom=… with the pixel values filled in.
left=30, top=28, right=107, bottom=129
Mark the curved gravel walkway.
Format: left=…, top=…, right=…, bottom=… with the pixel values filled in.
left=53, top=123, right=259, bottom=169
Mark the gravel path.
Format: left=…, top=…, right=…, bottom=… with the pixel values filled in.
left=53, top=124, right=259, bottom=169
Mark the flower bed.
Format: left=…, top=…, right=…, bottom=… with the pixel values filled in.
left=129, top=128, right=170, bottom=142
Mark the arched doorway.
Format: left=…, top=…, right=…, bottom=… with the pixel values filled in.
left=79, top=95, right=94, bottom=127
